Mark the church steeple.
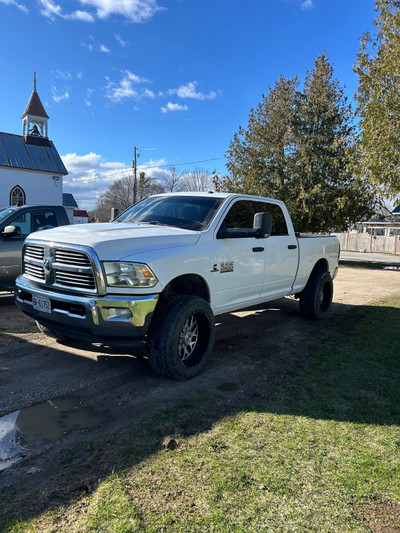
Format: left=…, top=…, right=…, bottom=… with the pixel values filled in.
left=22, top=72, right=49, bottom=138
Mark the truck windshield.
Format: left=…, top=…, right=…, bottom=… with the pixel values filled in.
left=115, top=196, right=223, bottom=231
left=0, top=207, right=17, bottom=223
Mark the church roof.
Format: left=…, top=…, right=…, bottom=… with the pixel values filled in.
left=63, top=193, right=78, bottom=208
left=0, top=132, right=67, bottom=175
left=21, top=90, right=49, bottom=119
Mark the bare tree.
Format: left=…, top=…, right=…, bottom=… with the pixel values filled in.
left=180, top=167, right=214, bottom=192
left=92, top=172, right=163, bottom=221
left=161, top=165, right=183, bottom=192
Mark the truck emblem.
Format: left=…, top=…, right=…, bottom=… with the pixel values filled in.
left=44, top=258, right=53, bottom=271
left=220, top=261, right=234, bottom=273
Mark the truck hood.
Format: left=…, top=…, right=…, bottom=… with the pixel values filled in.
left=28, top=223, right=201, bottom=260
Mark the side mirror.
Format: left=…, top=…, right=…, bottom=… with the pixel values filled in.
left=2, top=225, right=22, bottom=238
left=254, top=212, right=272, bottom=238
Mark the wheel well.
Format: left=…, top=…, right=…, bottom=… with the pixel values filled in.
left=310, top=258, right=329, bottom=278
left=295, top=259, right=329, bottom=298
left=162, top=274, right=210, bottom=303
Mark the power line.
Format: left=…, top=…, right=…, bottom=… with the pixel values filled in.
left=64, top=156, right=225, bottom=185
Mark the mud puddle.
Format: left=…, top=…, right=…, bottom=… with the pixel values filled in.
left=0, top=397, right=109, bottom=471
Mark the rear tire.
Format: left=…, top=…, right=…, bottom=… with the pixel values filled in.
left=147, top=295, right=215, bottom=380
left=299, top=270, right=333, bottom=320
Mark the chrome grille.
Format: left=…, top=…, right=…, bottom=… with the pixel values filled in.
left=55, top=270, right=96, bottom=289
left=24, top=263, right=45, bottom=280
left=25, top=244, right=44, bottom=261
left=54, top=249, right=91, bottom=267
left=23, top=240, right=101, bottom=294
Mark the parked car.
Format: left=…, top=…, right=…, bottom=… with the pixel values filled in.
left=15, top=193, right=340, bottom=379
left=0, top=205, right=70, bottom=291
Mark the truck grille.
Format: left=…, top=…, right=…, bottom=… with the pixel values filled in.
left=25, top=244, right=45, bottom=261
left=55, top=270, right=96, bottom=290
left=25, top=263, right=45, bottom=280
left=23, top=241, right=101, bottom=294
left=54, top=249, right=91, bottom=267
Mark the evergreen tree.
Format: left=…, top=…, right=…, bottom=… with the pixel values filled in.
left=354, top=0, right=400, bottom=198
left=294, top=52, right=373, bottom=231
left=223, top=53, right=374, bottom=232
left=225, top=75, right=298, bottom=200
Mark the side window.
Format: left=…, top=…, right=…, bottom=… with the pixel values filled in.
left=257, top=202, right=289, bottom=236
left=223, top=200, right=256, bottom=229
left=10, top=212, right=31, bottom=236
left=31, top=210, right=58, bottom=233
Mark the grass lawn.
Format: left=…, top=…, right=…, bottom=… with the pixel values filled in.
left=1, top=294, right=400, bottom=532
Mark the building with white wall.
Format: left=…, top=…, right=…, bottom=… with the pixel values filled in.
left=0, top=73, right=68, bottom=209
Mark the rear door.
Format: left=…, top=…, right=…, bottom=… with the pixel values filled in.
left=256, top=201, right=299, bottom=298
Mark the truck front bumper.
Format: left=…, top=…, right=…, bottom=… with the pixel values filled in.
left=15, top=276, right=159, bottom=344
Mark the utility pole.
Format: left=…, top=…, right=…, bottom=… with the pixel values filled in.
left=132, top=146, right=140, bottom=204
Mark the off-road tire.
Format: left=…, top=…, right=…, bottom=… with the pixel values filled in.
left=147, top=295, right=215, bottom=380
left=299, top=270, right=333, bottom=320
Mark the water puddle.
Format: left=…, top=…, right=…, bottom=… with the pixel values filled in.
left=0, top=397, right=109, bottom=471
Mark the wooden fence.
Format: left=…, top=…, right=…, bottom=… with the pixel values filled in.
left=333, top=232, right=400, bottom=256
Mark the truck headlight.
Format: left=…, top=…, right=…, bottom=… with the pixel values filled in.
left=103, top=262, right=158, bottom=288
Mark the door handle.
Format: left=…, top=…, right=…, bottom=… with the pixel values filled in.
left=252, top=247, right=264, bottom=252
left=288, top=245, right=297, bottom=250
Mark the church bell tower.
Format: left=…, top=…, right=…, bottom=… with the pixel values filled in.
left=21, top=72, right=49, bottom=138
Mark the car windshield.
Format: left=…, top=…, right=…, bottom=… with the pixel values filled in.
left=0, top=207, right=17, bottom=224
left=115, top=195, right=224, bottom=231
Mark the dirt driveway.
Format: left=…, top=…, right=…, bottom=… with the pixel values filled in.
left=0, top=266, right=399, bottom=485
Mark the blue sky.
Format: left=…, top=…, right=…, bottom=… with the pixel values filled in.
left=0, top=0, right=375, bottom=210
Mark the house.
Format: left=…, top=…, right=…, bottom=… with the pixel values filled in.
left=73, top=209, right=89, bottom=224
left=0, top=73, right=69, bottom=212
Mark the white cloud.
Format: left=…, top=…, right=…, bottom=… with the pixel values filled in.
left=105, top=70, right=153, bottom=103
left=79, top=0, right=164, bottom=22
left=161, top=102, right=189, bottom=113
left=37, top=0, right=62, bottom=19
left=99, top=44, right=110, bottom=53
left=54, top=69, right=72, bottom=80
left=0, top=0, right=28, bottom=13
left=169, top=81, right=219, bottom=101
left=65, top=9, right=95, bottom=22
left=37, top=0, right=163, bottom=23
left=84, top=88, right=94, bottom=106
left=62, top=152, right=129, bottom=209
left=301, top=0, right=314, bottom=9
left=114, top=33, right=129, bottom=47
left=51, top=85, right=69, bottom=102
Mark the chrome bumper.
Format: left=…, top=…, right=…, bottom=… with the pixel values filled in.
left=15, top=275, right=159, bottom=343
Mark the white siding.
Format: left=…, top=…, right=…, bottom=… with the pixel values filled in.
left=0, top=167, right=64, bottom=206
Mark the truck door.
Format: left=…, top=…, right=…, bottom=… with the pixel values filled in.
left=256, top=201, right=299, bottom=298
left=212, top=199, right=265, bottom=313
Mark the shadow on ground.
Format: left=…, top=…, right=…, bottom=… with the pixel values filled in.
left=0, top=297, right=399, bottom=529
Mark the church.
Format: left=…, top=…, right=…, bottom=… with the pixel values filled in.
left=0, top=74, right=77, bottom=218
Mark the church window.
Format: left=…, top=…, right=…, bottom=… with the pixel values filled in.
left=10, top=186, right=26, bottom=206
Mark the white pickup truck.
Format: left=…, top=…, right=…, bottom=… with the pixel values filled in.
left=15, top=193, right=339, bottom=379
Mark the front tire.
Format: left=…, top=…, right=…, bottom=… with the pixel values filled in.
left=299, top=270, right=333, bottom=320
left=147, top=295, right=215, bottom=380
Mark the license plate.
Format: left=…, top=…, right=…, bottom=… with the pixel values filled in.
left=32, top=295, right=51, bottom=314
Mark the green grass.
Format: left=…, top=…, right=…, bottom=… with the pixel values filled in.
left=1, top=294, right=400, bottom=532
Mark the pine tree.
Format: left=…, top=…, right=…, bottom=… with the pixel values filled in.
left=294, top=52, right=373, bottom=231
left=354, top=0, right=400, bottom=198
left=223, top=54, right=374, bottom=232
left=224, top=75, right=298, bottom=200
